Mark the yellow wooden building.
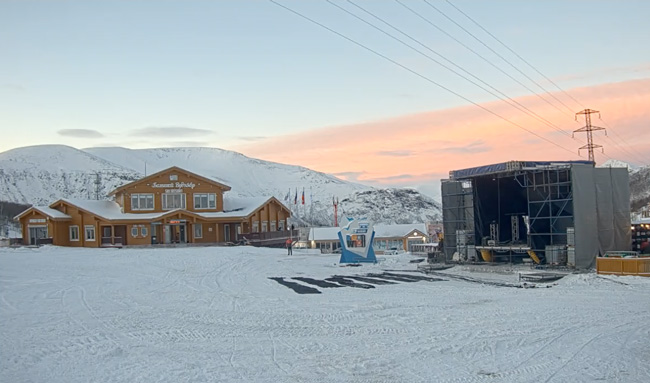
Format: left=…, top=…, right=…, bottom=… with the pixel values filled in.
left=15, top=166, right=293, bottom=247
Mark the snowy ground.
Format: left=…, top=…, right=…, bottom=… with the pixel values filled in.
left=1, top=246, right=649, bottom=383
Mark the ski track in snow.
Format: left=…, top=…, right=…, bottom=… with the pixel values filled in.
left=1, top=246, right=650, bottom=383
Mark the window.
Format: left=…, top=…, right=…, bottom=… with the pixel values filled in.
left=271, top=221, right=276, bottom=232
left=262, top=221, right=268, bottom=232
left=69, top=226, right=79, bottom=241
left=131, top=193, right=154, bottom=210
left=131, top=227, right=138, bottom=238
left=85, top=225, right=96, bottom=241
left=278, top=220, right=285, bottom=231
left=194, top=224, right=203, bottom=239
left=252, top=221, right=259, bottom=233
left=141, top=226, right=148, bottom=237
left=170, top=174, right=178, bottom=181
left=162, top=193, right=186, bottom=210
left=193, top=193, right=216, bottom=209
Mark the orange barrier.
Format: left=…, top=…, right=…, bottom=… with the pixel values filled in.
left=596, top=256, right=650, bottom=277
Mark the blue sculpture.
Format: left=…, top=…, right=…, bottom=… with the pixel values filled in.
left=338, top=218, right=377, bottom=263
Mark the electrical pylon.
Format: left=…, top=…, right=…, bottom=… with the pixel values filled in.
left=573, top=109, right=606, bottom=163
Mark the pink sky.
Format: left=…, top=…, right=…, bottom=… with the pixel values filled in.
left=235, top=78, right=650, bottom=190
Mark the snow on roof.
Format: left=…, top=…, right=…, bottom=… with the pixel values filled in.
left=633, top=217, right=650, bottom=224
left=57, top=197, right=275, bottom=221
left=374, top=223, right=428, bottom=238
left=308, top=227, right=341, bottom=241
left=15, top=206, right=72, bottom=220
left=201, top=196, right=273, bottom=219
left=309, top=223, right=429, bottom=241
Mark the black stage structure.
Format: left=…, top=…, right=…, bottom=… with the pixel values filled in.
left=441, top=161, right=631, bottom=269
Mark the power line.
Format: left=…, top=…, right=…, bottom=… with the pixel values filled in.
left=422, top=0, right=577, bottom=117
left=599, top=117, right=649, bottom=166
left=269, top=0, right=581, bottom=157
left=340, top=0, right=573, bottom=139
left=444, top=0, right=649, bottom=166
left=574, top=109, right=606, bottom=163
left=393, top=0, right=575, bottom=123
left=444, top=0, right=585, bottom=111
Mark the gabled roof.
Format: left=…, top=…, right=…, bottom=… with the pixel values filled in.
left=45, top=197, right=288, bottom=222
left=374, top=223, right=428, bottom=238
left=108, top=166, right=232, bottom=196
left=14, top=206, right=72, bottom=221
left=52, top=199, right=207, bottom=221
left=200, top=196, right=290, bottom=219
left=309, top=223, right=429, bottom=241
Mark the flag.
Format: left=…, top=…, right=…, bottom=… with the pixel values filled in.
left=301, top=188, right=305, bottom=205
left=294, top=188, right=298, bottom=205
left=284, top=189, right=290, bottom=201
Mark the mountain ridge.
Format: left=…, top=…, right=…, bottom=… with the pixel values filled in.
left=0, top=145, right=442, bottom=226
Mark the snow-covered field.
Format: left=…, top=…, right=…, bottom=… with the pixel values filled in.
left=1, top=246, right=649, bottom=383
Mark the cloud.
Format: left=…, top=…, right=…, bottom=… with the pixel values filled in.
left=234, top=78, right=650, bottom=195
left=163, top=141, right=211, bottom=147
left=130, top=127, right=215, bottom=137
left=333, top=171, right=366, bottom=182
left=376, top=150, right=414, bottom=157
left=0, top=83, right=25, bottom=92
left=438, top=140, right=491, bottom=154
left=57, top=129, right=104, bottom=138
left=237, top=136, right=268, bottom=142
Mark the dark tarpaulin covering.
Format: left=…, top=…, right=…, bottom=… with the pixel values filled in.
left=441, top=180, right=463, bottom=262
left=451, top=160, right=593, bottom=180
left=572, top=165, right=630, bottom=268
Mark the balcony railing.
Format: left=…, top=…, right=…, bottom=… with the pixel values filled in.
left=237, top=230, right=298, bottom=245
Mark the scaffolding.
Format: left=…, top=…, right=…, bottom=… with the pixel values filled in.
left=442, top=163, right=576, bottom=264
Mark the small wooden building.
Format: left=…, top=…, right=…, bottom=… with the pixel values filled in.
left=308, top=223, right=429, bottom=254
left=15, top=166, right=293, bottom=247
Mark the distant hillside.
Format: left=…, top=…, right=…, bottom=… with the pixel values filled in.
left=0, top=145, right=442, bottom=226
left=630, top=165, right=650, bottom=212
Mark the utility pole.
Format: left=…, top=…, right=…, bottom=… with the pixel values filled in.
left=94, top=172, right=101, bottom=200
left=333, top=197, right=339, bottom=227
left=573, top=109, right=606, bottom=163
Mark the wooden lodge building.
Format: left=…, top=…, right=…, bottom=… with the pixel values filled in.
left=15, top=166, right=294, bottom=247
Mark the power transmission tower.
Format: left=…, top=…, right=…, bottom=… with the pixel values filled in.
left=573, top=109, right=606, bottom=163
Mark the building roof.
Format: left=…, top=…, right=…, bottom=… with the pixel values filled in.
left=108, top=166, right=232, bottom=196
left=200, top=196, right=283, bottom=219
left=51, top=197, right=282, bottom=222
left=14, top=206, right=72, bottom=220
left=374, top=223, right=428, bottom=238
left=309, top=223, right=429, bottom=241
left=449, top=160, right=594, bottom=180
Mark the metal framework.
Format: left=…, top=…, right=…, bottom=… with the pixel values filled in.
left=442, top=163, right=576, bottom=263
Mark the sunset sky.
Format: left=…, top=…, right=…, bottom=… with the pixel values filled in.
left=1, top=0, right=649, bottom=197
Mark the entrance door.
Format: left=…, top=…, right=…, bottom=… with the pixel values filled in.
left=179, top=225, right=186, bottom=243
left=28, top=226, right=47, bottom=245
left=164, top=225, right=172, bottom=244
left=224, top=225, right=231, bottom=242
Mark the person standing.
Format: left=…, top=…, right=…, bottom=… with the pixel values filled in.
left=286, top=238, right=293, bottom=255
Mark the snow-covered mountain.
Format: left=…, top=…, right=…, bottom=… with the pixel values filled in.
left=599, top=159, right=640, bottom=173
left=598, top=159, right=649, bottom=213
left=0, top=145, right=442, bottom=226
left=630, top=165, right=650, bottom=213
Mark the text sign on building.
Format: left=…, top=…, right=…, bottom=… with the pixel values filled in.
left=29, top=218, right=46, bottom=223
left=152, top=182, right=197, bottom=190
